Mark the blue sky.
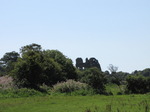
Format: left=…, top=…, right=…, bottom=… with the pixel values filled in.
left=0, top=0, right=150, bottom=73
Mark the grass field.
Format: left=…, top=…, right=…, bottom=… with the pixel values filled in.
left=0, top=94, right=150, bottom=112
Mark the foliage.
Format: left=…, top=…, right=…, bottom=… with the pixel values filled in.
left=1, top=43, right=150, bottom=95
left=44, top=50, right=77, bottom=80
left=105, top=83, right=126, bottom=95
left=20, top=43, right=42, bottom=55
left=10, top=44, right=77, bottom=89
left=132, top=68, right=150, bottom=77
left=79, top=67, right=106, bottom=94
left=105, top=71, right=128, bottom=85
left=0, top=51, right=20, bottom=75
left=0, top=88, right=44, bottom=98
left=0, top=76, right=14, bottom=89
left=0, top=65, right=5, bottom=76
left=52, top=80, right=89, bottom=93
left=126, top=75, right=150, bottom=94
left=0, top=51, right=19, bottom=64
left=40, top=57, right=63, bottom=86
left=11, top=50, right=63, bottom=89
left=11, top=51, right=44, bottom=88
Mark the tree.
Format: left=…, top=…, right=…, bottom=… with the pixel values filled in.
left=40, top=57, right=63, bottom=86
left=0, top=51, right=19, bottom=64
left=12, top=51, right=44, bottom=88
left=107, top=64, right=124, bottom=93
left=126, top=75, right=150, bottom=94
left=80, top=67, right=106, bottom=94
left=132, top=68, right=150, bottom=77
left=0, top=51, right=20, bottom=74
left=44, top=50, right=66, bottom=64
left=12, top=44, right=77, bottom=89
left=108, top=64, right=118, bottom=74
left=12, top=49, right=63, bottom=88
left=0, top=64, right=5, bottom=76
left=20, top=43, right=42, bottom=55
left=44, top=50, right=77, bottom=80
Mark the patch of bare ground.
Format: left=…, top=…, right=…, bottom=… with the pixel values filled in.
left=0, top=75, right=13, bottom=89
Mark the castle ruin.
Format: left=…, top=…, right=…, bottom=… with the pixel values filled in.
left=76, top=57, right=101, bottom=70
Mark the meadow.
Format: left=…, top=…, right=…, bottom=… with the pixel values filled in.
left=0, top=94, right=149, bottom=112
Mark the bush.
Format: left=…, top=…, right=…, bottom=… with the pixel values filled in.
left=0, top=88, right=44, bottom=98
left=79, top=67, right=106, bottom=94
left=126, top=75, right=150, bottom=94
left=52, top=80, right=89, bottom=93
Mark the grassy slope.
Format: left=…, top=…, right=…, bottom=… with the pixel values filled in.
left=0, top=94, right=150, bottom=112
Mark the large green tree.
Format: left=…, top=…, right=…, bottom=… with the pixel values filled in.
left=44, top=50, right=77, bottom=80
left=12, top=51, right=43, bottom=88
left=20, top=43, right=42, bottom=55
left=0, top=51, right=20, bottom=75
left=12, top=50, right=62, bottom=89
left=12, top=44, right=77, bottom=89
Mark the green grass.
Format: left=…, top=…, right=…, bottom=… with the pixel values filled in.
left=0, top=94, right=150, bottom=112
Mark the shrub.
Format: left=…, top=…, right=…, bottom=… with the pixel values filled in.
left=79, top=67, right=106, bottom=94
left=52, top=80, right=89, bottom=93
left=0, top=88, right=44, bottom=98
left=126, top=75, right=150, bottom=94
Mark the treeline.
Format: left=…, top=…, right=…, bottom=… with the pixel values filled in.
left=0, top=44, right=77, bottom=89
left=0, top=43, right=150, bottom=94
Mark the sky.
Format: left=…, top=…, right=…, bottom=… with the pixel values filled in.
left=0, top=0, right=150, bottom=73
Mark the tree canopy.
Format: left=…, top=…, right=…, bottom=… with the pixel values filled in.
left=11, top=44, right=77, bottom=89
left=0, top=51, right=20, bottom=75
